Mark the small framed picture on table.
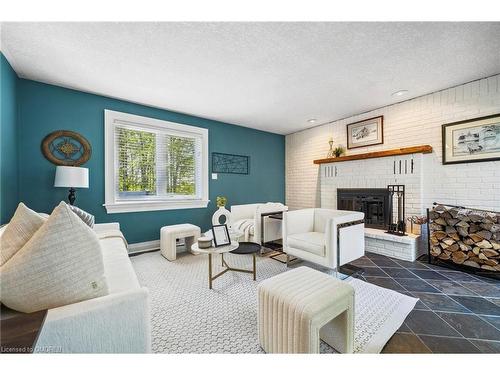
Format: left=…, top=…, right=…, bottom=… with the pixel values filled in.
left=212, top=224, right=231, bottom=247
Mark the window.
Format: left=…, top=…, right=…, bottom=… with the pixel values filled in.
left=104, top=110, right=209, bottom=213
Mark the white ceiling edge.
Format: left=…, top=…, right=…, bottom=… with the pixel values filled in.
left=5, top=41, right=497, bottom=137
left=2, top=22, right=500, bottom=135
left=1, top=44, right=271, bottom=136
left=287, top=72, right=500, bottom=135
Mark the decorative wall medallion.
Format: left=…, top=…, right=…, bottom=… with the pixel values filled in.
left=41, top=130, right=92, bottom=166
left=212, top=152, right=249, bottom=174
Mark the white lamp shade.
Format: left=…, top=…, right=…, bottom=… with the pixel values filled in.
left=54, top=166, right=89, bottom=188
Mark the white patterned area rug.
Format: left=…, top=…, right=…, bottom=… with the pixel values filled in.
left=131, top=251, right=417, bottom=354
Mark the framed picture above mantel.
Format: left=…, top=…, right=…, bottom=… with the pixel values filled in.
left=442, top=113, right=500, bottom=165
left=346, top=116, right=384, bottom=149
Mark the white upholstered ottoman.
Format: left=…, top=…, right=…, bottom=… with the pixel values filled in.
left=258, top=266, right=355, bottom=353
left=160, top=224, right=201, bottom=261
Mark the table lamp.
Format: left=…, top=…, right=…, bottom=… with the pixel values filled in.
left=54, top=166, right=89, bottom=205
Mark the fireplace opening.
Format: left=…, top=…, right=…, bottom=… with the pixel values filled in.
left=337, top=188, right=389, bottom=229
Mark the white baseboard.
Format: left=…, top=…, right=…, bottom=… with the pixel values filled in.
left=128, top=239, right=190, bottom=255
left=128, top=240, right=160, bottom=254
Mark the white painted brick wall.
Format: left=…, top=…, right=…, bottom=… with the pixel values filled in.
left=320, top=153, right=423, bottom=217
left=286, top=75, right=500, bottom=214
left=365, top=237, right=416, bottom=262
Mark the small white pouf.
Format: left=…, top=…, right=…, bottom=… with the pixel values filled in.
left=160, top=224, right=201, bottom=261
left=258, top=266, right=355, bottom=353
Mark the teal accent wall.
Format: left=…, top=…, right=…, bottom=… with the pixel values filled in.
left=17, top=79, right=285, bottom=243
left=0, top=53, right=19, bottom=223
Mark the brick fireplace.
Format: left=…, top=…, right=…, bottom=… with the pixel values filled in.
left=319, top=149, right=427, bottom=261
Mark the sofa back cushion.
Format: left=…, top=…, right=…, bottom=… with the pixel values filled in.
left=0, top=201, right=108, bottom=313
left=230, top=203, right=262, bottom=223
left=69, top=205, right=95, bottom=228
left=313, top=209, right=333, bottom=233
left=0, top=203, right=47, bottom=266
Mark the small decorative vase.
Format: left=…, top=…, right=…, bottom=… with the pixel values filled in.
left=197, top=237, right=212, bottom=249
left=212, top=206, right=231, bottom=226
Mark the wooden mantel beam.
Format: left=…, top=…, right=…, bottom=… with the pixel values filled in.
left=313, top=145, right=433, bottom=165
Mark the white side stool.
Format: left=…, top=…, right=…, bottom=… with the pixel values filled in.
left=160, top=224, right=201, bottom=261
left=258, top=266, right=355, bottom=353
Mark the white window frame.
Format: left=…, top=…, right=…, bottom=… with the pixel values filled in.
left=104, top=109, right=209, bottom=214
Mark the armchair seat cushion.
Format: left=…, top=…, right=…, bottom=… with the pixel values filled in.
left=287, top=232, right=325, bottom=257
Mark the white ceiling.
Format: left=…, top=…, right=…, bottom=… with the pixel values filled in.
left=2, top=22, right=500, bottom=135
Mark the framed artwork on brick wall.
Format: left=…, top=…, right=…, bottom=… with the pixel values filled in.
left=442, top=113, right=500, bottom=165
left=346, top=116, right=384, bottom=149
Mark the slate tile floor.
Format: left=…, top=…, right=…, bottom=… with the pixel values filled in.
left=348, top=252, right=500, bottom=353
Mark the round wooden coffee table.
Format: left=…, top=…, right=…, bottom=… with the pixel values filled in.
left=191, top=241, right=261, bottom=289
left=191, top=241, right=239, bottom=289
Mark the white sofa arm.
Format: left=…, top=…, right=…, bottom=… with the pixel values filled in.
left=34, top=287, right=150, bottom=353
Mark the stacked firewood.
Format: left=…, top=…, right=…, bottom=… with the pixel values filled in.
left=429, top=204, right=500, bottom=272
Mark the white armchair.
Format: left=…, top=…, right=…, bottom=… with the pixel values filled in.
left=283, top=208, right=365, bottom=270
left=230, top=202, right=287, bottom=244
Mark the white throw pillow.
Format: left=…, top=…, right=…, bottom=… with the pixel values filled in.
left=0, top=203, right=47, bottom=266
left=0, top=201, right=109, bottom=313
left=69, top=205, right=95, bottom=228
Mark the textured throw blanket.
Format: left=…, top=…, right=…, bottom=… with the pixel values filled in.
left=233, top=219, right=254, bottom=242
left=96, top=229, right=129, bottom=249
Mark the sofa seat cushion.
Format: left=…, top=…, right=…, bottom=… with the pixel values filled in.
left=100, top=237, right=140, bottom=294
left=287, top=232, right=325, bottom=257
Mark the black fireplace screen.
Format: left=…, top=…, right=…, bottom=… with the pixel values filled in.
left=337, top=188, right=389, bottom=229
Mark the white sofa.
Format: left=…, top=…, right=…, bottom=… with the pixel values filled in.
left=283, top=208, right=365, bottom=270
left=31, top=222, right=151, bottom=353
left=230, top=202, right=287, bottom=244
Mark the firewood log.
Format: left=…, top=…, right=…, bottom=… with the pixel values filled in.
left=491, top=240, right=500, bottom=250
left=463, top=237, right=475, bottom=245
left=463, top=260, right=480, bottom=268
left=477, top=239, right=493, bottom=249
left=432, top=231, right=447, bottom=240
left=430, top=246, right=442, bottom=256
left=430, top=223, right=444, bottom=231
left=434, top=217, right=447, bottom=226
left=446, top=218, right=460, bottom=226
left=484, top=259, right=499, bottom=266
left=476, top=230, right=492, bottom=240
left=478, top=253, right=488, bottom=261
left=469, top=233, right=484, bottom=243
left=481, top=248, right=499, bottom=258
left=457, top=227, right=468, bottom=237
left=429, top=211, right=440, bottom=220
left=451, top=251, right=468, bottom=264
left=434, top=205, right=446, bottom=213
left=457, top=241, right=471, bottom=252
left=480, top=265, right=496, bottom=271
left=469, top=223, right=480, bottom=233
left=438, top=252, right=451, bottom=260
left=442, top=237, right=455, bottom=246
